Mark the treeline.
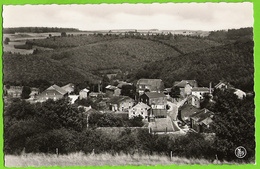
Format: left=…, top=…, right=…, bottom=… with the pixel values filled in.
left=3, top=27, right=80, bottom=34
left=207, top=27, right=253, bottom=43
left=133, top=40, right=254, bottom=91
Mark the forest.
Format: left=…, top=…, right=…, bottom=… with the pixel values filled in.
left=3, top=27, right=254, bottom=93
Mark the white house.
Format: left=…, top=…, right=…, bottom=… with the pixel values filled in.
left=79, top=88, right=90, bottom=99
left=191, top=87, right=210, bottom=100
left=128, top=102, right=150, bottom=120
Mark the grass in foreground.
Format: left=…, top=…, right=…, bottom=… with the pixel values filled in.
left=4, top=152, right=253, bottom=167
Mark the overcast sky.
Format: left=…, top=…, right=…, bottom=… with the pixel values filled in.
left=3, top=2, right=253, bottom=31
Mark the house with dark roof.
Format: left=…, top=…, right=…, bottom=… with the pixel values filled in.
left=61, top=83, right=75, bottom=94
left=129, top=102, right=150, bottom=120
left=105, top=85, right=121, bottom=97
left=190, top=108, right=214, bottom=133
left=174, top=80, right=198, bottom=97
left=116, top=81, right=133, bottom=89
left=139, top=92, right=167, bottom=118
left=179, top=104, right=200, bottom=123
left=107, top=96, right=135, bottom=112
left=36, top=84, right=67, bottom=102
left=191, top=87, right=210, bottom=100
left=136, top=79, right=164, bottom=95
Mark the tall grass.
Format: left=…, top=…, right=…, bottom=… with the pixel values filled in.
left=5, top=152, right=252, bottom=167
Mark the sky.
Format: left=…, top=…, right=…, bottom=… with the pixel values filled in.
left=3, top=2, right=254, bottom=31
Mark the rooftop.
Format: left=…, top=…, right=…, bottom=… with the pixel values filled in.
left=137, top=79, right=163, bottom=89
left=191, top=87, right=210, bottom=92
left=179, top=104, right=200, bottom=121
left=174, top=80, right=197, bottom=88
left=190, top=108, right=214, bottom=125
left=143, top=92, right=166, bottom=98
left=107, top=96, right=133, bottom=104
left=46, top=84, right=67, bottom=95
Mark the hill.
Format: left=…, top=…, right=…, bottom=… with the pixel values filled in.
left=3, top=38, right=181, bottom=85
left=3, top=27, right=80, bottom=34
left=133, top=40, right=254, bottom=91
left=3, top=28, right=253, bottom=90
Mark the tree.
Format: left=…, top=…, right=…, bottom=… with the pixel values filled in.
left=21, top=86, right=31, bottom=99
left=170, top=86, right=180, bottom=98
left=121, top=85, right=136, bottom=99
left=61, top=32, right=67, bottom=37
left=211, top=89, right=255, bottom=161
left=4, top=37, right=10, bottom=44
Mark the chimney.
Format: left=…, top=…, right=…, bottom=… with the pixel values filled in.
left=209, top=82, right=212, bottom=94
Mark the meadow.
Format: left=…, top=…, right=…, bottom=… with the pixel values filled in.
left=4, top=152, right=251, bottom=167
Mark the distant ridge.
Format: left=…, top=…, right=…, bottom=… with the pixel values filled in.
left=3, top=27, right=81, bottom=34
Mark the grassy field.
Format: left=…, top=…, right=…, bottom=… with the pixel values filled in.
left=4, top=152, right=252, bottom=167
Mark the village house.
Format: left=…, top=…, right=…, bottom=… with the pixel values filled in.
left=128, top=102, right=150, bottom=120
left=215, top=81, right=246, bottom=100
left=89, top=92, right=105, bottom=98
left=190, top=108, right=214, bottom=133
left=191, top=87, right=210, bottom=100
left=116, top=81, right=133, bottom=89
left=61, top=83, right=75, bottom=94
left=29, top=87, right=40, bottom=99
left=173, top=80, right=198, bottom=97
left=105, top=85, right=121, bottom=97
left=234, top=88, right=246, bottom=99
left=214, top=81, right=232, bottom=90
left=186, top=95, right=200, bottom=108
left=107, top=96, right=135, bottom=112
left=68, top=95, right=79, bottom=104
left=139, top=92, right=167, bottom=118
left=5, top=86, right=23, bottom=98
left=136, top=79, right=164, bottom=95
left=79, top=88, right=90, bottom=99
left=36, top=84, right=67, bottom=102
left=179, top=104, right=200, bottom=123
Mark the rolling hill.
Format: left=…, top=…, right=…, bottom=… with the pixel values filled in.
left=134, top=40, right=254, bottom=91
left=3, top=27, right=254, bottom=91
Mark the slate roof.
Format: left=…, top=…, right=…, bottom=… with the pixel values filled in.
left=191, top=87, right=210, bottom=92
left=137, top=79, right=163, bottom=90
left=144, top=92, right=166, bottom=98
left=46, top=84, right=67, bottom=95
left=174, top=80, right=197, bottom=88
left=190, top=108, right=214, bottom=125
left=132, top=102, right=150, bottom=110
left=62, top=83, right=74, bottom=89
left=179, top=104, right=200, bottom=121
left=107, top=96, right=133, bottom=104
